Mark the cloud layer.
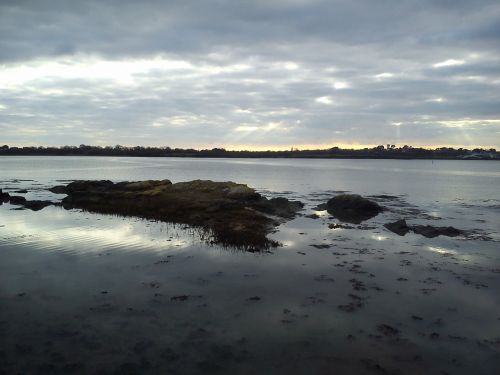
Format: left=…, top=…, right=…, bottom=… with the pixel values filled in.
left=1, top=0, right=499, bottom=149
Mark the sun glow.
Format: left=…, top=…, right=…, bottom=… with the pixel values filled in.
left=433, top=59, right=465, bottom=68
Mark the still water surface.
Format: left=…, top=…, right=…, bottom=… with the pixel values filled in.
left=0, top=157, right=499, bottom=374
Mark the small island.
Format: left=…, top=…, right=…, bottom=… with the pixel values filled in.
left=46, top=179, right=304, bottom=249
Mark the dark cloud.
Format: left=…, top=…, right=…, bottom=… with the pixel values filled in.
left=0, top=0, right=499, bottom=148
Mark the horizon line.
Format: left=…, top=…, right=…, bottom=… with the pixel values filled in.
left=2, top=143, right=498, bottom=152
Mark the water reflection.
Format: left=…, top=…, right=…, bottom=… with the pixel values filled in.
left=0, top=204, right=204, bottom=254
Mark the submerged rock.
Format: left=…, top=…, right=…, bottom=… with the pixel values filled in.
left=5, top=194, right=53, bottom=211
left=412, top=225, right=463, bottom=238
left=384, top=219, right=463, bottom=238
left=384, top=219, right=411, bottom=236
left=54, top=179, right=303, bottom=249
left=321, top=194, right=383, bottom=224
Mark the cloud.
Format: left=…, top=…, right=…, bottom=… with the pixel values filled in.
left=0, top=0, right=499, bottom=148
left=315, top=96, right=334, bottom=105
left=433, top=59, right=466, bottom=68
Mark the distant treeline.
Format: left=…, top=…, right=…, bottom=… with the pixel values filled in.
left=0, top=144, right=498, bottom=160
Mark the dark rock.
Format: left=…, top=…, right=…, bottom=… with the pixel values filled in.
left=253, top=197, right=304, bottom=219
left=384, top=219, right=411, bottom=236
left=310, top=244, right=331, bottom=249
left=48, top=185, right=68, bottom=194
left=385, top=219, right=463, bottom=238
left=8, top=195, right=26, bottom=205
left=13, top=189, right=28, bottom=193
left=412, top=225, right=463, bottom=238
left=305, top=213, right=320, bottom=219
left=328, top=223, right=355, bottom=229
left=324, top=194, right=383, bottom=224
left=0, top=189, right=10, bottom=202
left=22, top=200, right=53, bottom=211
left=2, top=193, right=53, bottom=211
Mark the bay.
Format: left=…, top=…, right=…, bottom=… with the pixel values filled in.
left=1, top=157, right=499, bottom=374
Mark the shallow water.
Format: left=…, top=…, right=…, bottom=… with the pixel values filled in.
left=1, top=157, right=499, bottom=374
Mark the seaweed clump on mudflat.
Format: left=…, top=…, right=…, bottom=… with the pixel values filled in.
left=50, top=180, right=303, bottom=249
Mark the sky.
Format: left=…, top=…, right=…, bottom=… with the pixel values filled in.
left=1, top=0, right=499, bottom=150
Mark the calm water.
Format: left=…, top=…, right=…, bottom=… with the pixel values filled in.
left=1, top=157, right=499, bottom=374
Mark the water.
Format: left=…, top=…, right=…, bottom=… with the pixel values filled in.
left=1, top=157, right=499, bottom=374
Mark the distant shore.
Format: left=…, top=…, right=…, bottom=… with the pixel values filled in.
left=1, top=145, right=498, bottom=160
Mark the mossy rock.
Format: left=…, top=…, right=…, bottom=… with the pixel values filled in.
left=57, top=179, right=303, bottom=249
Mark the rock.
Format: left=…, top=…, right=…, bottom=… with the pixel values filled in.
left=412, top=225, right=463, bottom=238
left=48, top=185, right=68, bottom=194
left=22, top=200, right=53, bottom=211
left=305, top=213, right=320, bottom=219
left=384, top=219, right=411, bottom=236
left=310, top=244, right=331, bottom=249
left=323, top=194, right=383, bottom=224
left=225, top=185, right=258, bottom=200
left=8, top=195, right=27, bottom=205
left=54, top=179, right=303, bottom=249
left=384, top=220, right=463, bottom=238
left=0, top=189, right=10, bottom=202
left=328, top=223, right=355, bottom=229
left=65, top=180, right=115, bottom=194
left=253, top=197, right=304, bottom=219
left=3, top=193, right=53, bottom=211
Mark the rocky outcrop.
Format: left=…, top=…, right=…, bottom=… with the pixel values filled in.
left=384, top=219, right=463, bottom=238
left=384, top=219, right=411, bottom=236
left=56, top=179, right=303, bottom=249
left=319, top=194, right=383, bottom=224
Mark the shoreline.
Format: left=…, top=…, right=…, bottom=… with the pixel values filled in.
left=0, top=154, right=499, bottom=160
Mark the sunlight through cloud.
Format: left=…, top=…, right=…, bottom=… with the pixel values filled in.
left=315, top=96, right=334, bottom=105
left=433, top=59, right=465, bottom=68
